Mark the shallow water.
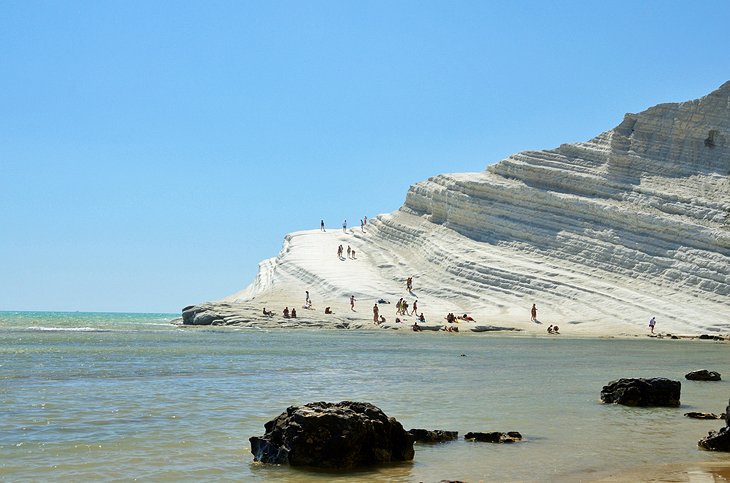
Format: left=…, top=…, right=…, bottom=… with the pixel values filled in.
left=1, top=312, right=728, bottom=481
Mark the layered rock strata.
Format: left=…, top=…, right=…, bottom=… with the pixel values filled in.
left=185, top=82, right=730, bottom=335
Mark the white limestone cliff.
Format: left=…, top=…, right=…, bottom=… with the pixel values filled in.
left=200, top=82, right=730, bottom=336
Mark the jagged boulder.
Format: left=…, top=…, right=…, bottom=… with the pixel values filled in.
left=249, top=401, right=414, bottom=469
left=685, top=370, right=721, bottom=381
left=464, top=431, right=522, bottom=443
left=699, top=428, right=730, bottom=451
left=409, top=429, right=458, bottom=443
left=600, top=378, right=681, bottom=407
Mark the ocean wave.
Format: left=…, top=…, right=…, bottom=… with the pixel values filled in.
left=25, top=326, right=111, bottom=333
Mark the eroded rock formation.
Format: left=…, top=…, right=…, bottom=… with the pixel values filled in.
left=185, top=82, right=730, bottom=335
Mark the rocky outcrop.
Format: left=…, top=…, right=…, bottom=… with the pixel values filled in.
left=408, top=429, right=458, bottom=443
left=464, top=431, right=522, bottom=443
left=685, top=370, right=721, bottom=381
left=600, top=378, right=681, bottom=407
left=181, top=304, right=225, bottom=325
left=698, top=399, right=730, bottom=451
left=249, top=401, right=414, bottom=469
left=184, top=82, right=730, bottom=335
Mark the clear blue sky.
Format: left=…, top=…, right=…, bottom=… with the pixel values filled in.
left=2, top=1, right=728, bottom=313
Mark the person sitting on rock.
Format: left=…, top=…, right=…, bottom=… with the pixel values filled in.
left=547, top=324, right=554, bottom=334
left=283, top=307, right=290, bottom=318
left=418, top=313, right=426, bottom=323
left=379, top=315, right=386, bottom=324
left=553, top=325, right=560, bottom=334
left=324, top=307, right=333, bottom=314
left=291, top=308, right=297, bottom=318
left=412, top=321, right=422, bottom=332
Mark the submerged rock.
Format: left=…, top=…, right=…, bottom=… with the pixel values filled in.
left=685, top=412, right=724, bottom=420
left=249, top=401, right=414, bottom=469
left=464, top=431, right=522, bottom=443
left=409, top=429, right=458, bottom=443
left=685, top=370, right=721, bottom=381
left=600, top=378, right=681, bottom=407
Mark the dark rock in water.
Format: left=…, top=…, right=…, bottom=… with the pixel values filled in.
left=181, top=306, right=225, bottom=325
left=600, top=378, right=681, bottom=407
left=685, top=370, right=721, bottom=381
left=464, top=431, right=522, bottom=443
left=697, top=398, right=730, bottom=451
left=699, top=427, right=730, bottom=451
left=249, top=401, right=414, bottom=469
left=685, top=412, right=723, bottom=420
left=698, top=334, right=724, bottom=340
left=409, top=429, right=458, bottom=443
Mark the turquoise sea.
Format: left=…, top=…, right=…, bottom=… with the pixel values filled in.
left=1, top=311, right=729, bottom=482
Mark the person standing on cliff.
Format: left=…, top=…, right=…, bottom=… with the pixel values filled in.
left=373, top=303, right=379, bottom=323
left=320, top=220, right=325, bottom=232
left=649, top=317, right=656, bottom=334
left=305, top=291, right=310, bottom=305
left=343, top=220, right=347, bottom=233
left=531, top=304, right=538, bottom=322
left=350, top=295, right=356, bottom=311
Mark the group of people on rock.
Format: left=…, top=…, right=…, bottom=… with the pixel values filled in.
left=444, top=313, right=474, bottom=323
left=282, top=307, right=297, bottom=318
left=262, top=307, right=300, bottom=318
left=322, top=216, right=366, bottom=234
left=336, top=244, right=357, bottom=260
left=261, top=274, right=567, bottom=335
left=396, top=298, right=417, bottom=316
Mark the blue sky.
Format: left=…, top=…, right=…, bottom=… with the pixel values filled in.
left=2, top=1, right=729, bottom=313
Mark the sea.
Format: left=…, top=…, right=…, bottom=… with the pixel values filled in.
left=1, top=311, right=729, bottom=482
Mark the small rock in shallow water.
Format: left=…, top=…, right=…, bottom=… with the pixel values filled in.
left=685, top=370, right=721, bottom=381
left=685, top=412, right=722, bottom=420
left=409, top=429, right=458, bottom=443
left=464, top=431, right=522, bottom=443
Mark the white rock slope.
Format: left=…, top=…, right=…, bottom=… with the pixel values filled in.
left=192, top=82, right=730, bottom=336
